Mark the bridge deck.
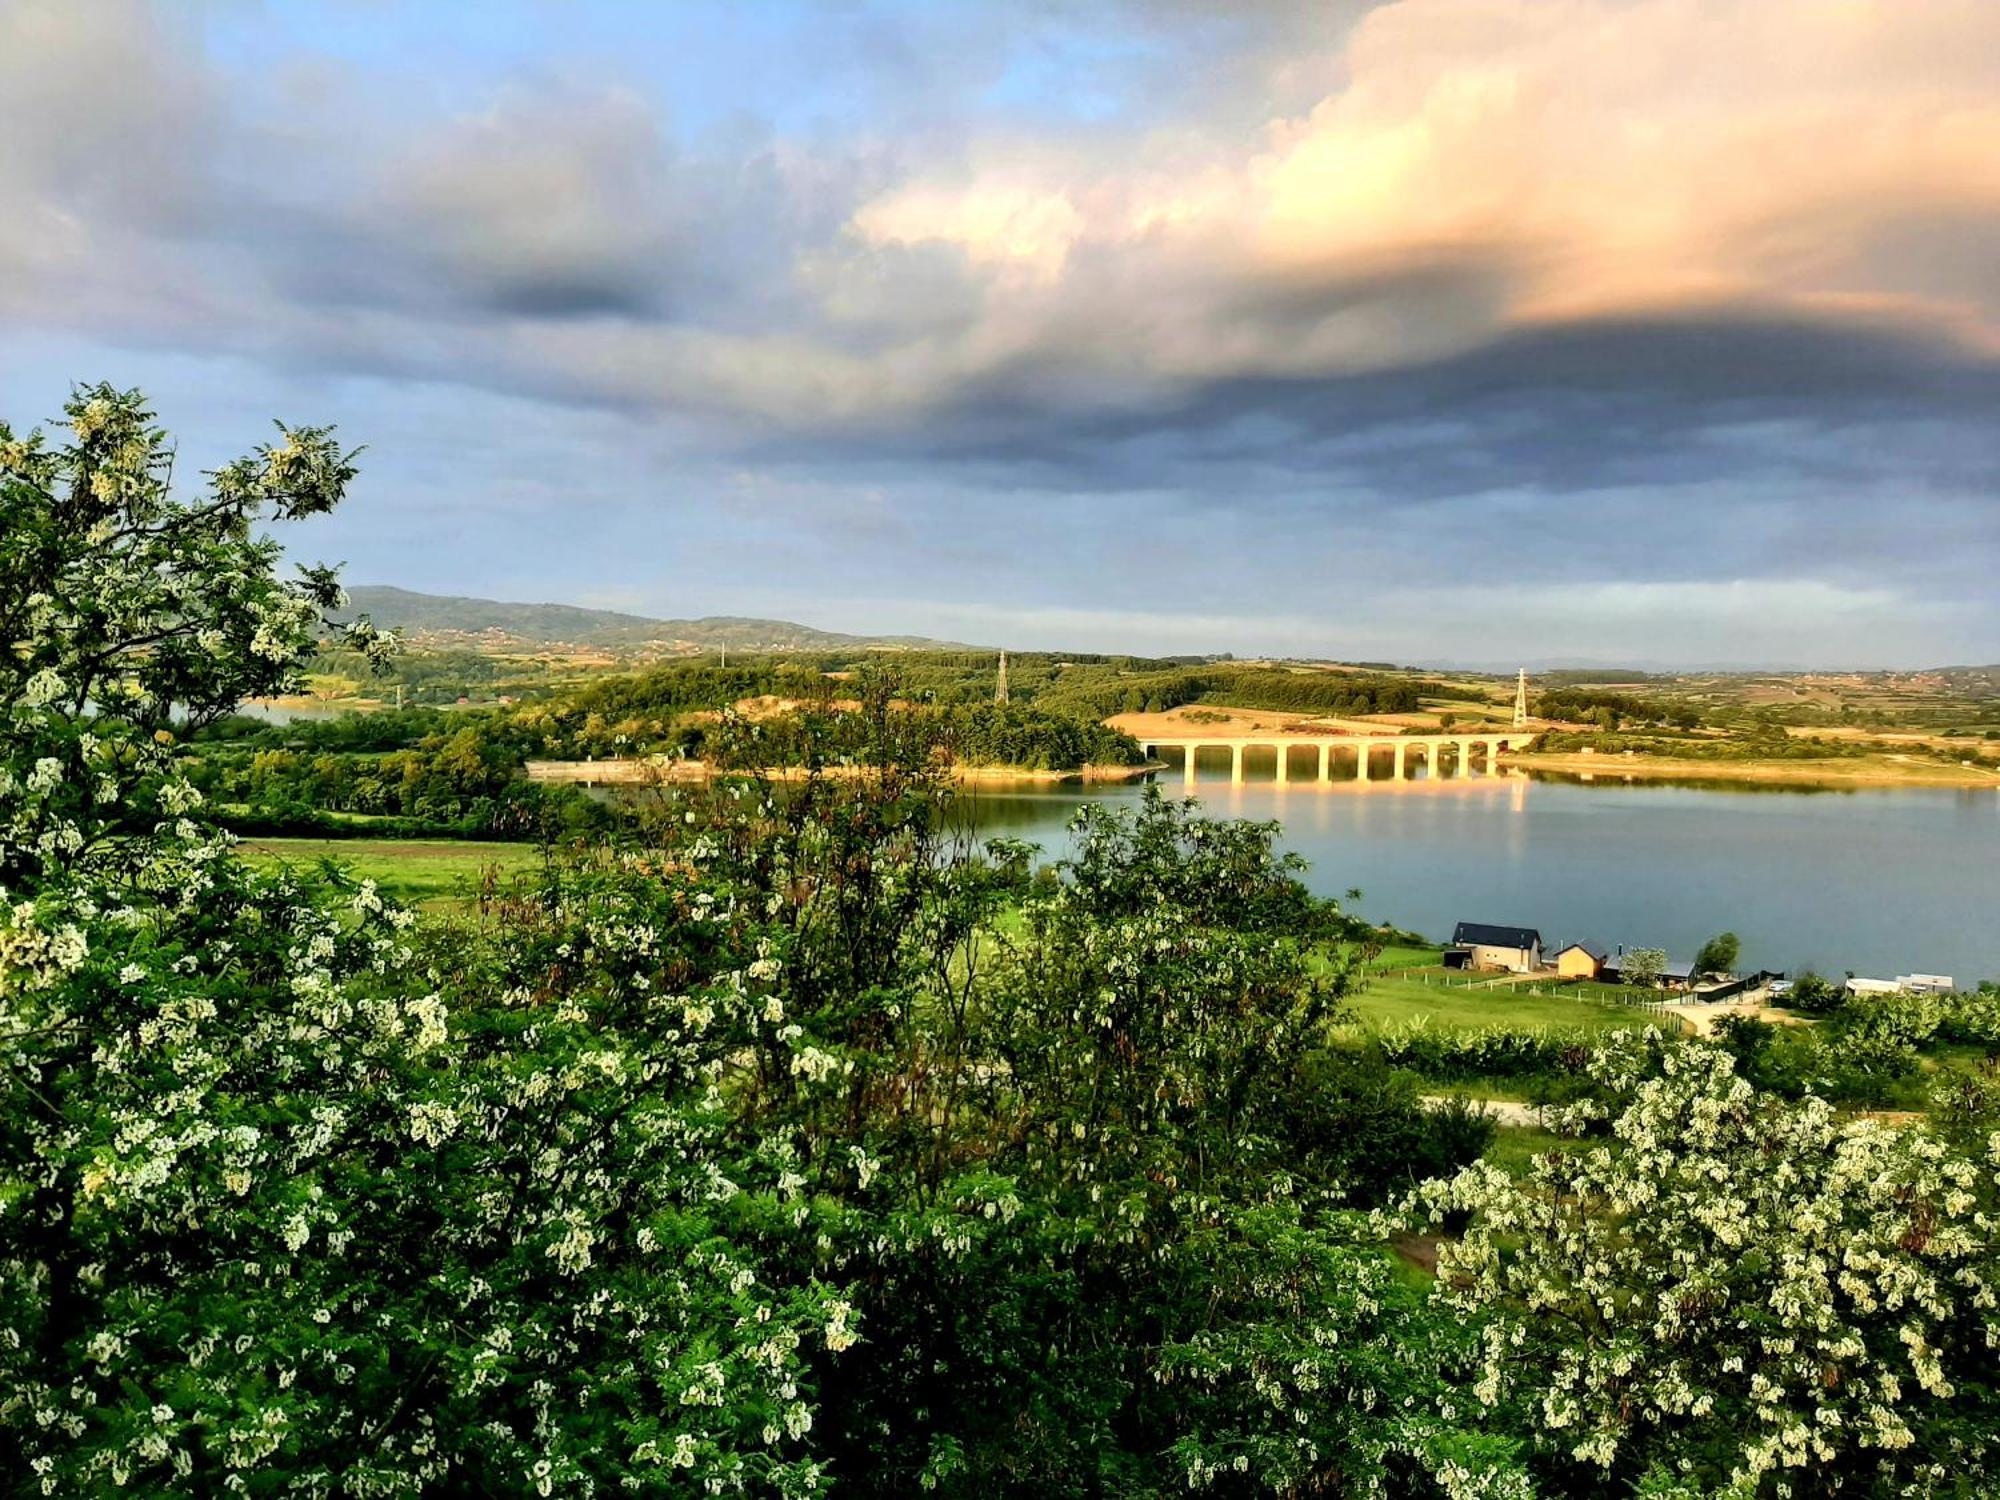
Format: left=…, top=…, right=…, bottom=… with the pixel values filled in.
left=1134, top=731, right=1534, bottom=784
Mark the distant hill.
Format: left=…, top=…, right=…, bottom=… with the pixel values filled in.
left=339, top=586, right=972, bottom=654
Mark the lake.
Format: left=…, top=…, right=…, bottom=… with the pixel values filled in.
left=958, top=773, right=2000, bottom=984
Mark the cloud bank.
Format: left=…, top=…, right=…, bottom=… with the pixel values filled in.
left=0, top=0, right=1994, bottom=664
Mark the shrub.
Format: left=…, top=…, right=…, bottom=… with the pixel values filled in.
left=1407, top=1034, right=2000, bottom=1495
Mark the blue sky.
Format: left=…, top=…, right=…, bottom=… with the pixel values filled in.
left=3, top=0, right=1996, bottom=665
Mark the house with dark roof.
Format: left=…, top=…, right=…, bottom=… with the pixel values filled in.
left=1447, top=921, right=1544, bottom=974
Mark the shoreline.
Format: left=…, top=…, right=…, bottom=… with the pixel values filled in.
left=530, top=750, right=2000, bottom=793
left=525, top=757, right=1156, bottom=787
left=1503, top=750, right=2000, bottom=790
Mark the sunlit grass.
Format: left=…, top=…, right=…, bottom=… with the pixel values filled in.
left=1343, top=968, right=1644, bottom=1034
left=242, top=837, right=541, bottom=911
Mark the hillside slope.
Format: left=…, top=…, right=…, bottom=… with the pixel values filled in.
left=340, top=586, right=970, bottom=653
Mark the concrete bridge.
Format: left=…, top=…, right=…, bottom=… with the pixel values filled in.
left=1136, top=732, right=1536, bottom=786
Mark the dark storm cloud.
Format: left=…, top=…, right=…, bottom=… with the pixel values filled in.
left=771, top=313, right=1999, bottom=500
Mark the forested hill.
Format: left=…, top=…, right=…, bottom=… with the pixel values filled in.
left=341, top=585, right=972, bottom=653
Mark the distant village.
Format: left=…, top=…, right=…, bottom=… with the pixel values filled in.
left=1445, top=921, right=1954, bottom=1000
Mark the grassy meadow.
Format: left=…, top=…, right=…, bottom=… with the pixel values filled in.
left=242, top=837, right=542, bottom=910
left=1344, top=945, right=1661, bottom=1035
left=1344, top=970, right=1649, bottom=1033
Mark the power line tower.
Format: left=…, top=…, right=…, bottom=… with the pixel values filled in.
left=994, top=649, right=1009, bottom=706
left=1513, top=667, right=1529, bottom=728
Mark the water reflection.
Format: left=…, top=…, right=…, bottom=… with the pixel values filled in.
left=954, top=774, right=2000, bottom=984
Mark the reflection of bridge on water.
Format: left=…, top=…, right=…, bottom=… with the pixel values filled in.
left=1137, top=732, right=1536, bottom=786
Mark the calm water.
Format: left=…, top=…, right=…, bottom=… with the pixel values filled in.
left=959, top=773, right=2000, bottom=984
left=231, top=701, right=347, bottom=725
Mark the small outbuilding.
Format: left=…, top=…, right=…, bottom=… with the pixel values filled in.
left=1552, top=942, right=1608, bottom=980
left=1896, top=973, right=1955, bottom=995
left=1602, top=954, right=1696, bottom=991
left=1450, top=922, right=1544, bottom=974
left=1845, top=977, right=1903, bottom=997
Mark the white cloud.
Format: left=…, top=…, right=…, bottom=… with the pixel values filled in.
left=850, top=0, right=2000, bottom=386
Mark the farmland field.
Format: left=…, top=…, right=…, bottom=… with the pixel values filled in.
left=1344, top=970, right=1653, bottom=1033
left=1343, top=947, right=1659, bottom=1034
left=242, top=838, right=541, bottom=909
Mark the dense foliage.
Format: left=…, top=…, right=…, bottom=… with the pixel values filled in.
left=1713, top=984, right=2000, bottom=1109
left=1035, top=664, right=1465, bottom=719
left=1533, top=688, right=1702, bottom=731
left=1532, top=727, right=1872, bottom=761
left=189, top=723, right=611, bottom=839
left=1410, top=1033, right=2000, bottom=1496
left=490, top=661, right=1145, bottom=770
left=307, top=644, right=507, bottom=705
left=1, top=390, right=840, bottom=1495
left=6, top=389, right=1997, bottom=1498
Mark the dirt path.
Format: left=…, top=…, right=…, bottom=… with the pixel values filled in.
left=1422, top=1095, right=1541, bottom=1128
left=1660, top=996, right=1804, bottom=1037
left=1105, top=705, right=1405, bottom=739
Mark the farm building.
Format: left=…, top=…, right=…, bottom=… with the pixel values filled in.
left=1847, top=974, right=1957, bottom=997
left=1600, top=954, right=1695, bottom=991
left=1448, top=922, right=1544, bottom=974
left=1897, top=973, right=1955, bottom=995
left=1552, top=942, right=1608, bottom=979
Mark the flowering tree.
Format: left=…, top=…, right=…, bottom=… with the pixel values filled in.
left=1407, top=1033, right=2000, bottom=1496
left=0, top=385, right=387, bottom=894
left=1620, top=948, right=1669, bottom=987
left=638, top=770, right=1504, bottom=1495
left=0, top=389, right=843, bottom=1495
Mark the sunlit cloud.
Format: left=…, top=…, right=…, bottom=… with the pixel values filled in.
left=853, top=0, right=2000, bottom=383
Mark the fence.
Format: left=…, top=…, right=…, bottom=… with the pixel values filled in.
left=1365, top=965, right=1689, bottom=1028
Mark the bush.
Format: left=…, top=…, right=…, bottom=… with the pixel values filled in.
left=1255, top=1048, right=1496, bottom=1204
left=1408, top=1034, right=2000, bottom=1495
left=1373, top=1020, right=1600, bottom=1082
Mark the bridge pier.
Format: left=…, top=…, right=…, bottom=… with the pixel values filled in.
left=1139, top=732, right=1530, bottom=790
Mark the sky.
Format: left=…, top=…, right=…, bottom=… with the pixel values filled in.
left=2, top=0, right=1996, bottom=667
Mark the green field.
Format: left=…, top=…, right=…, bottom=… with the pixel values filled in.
left=1358, top=942, right=1443, bottom=970
left=1345, top=964, right=1652, bottom=1034
left=1482, top=1123, right=1590, bottom=1175
left=243, top=838, right=541, bottom=909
